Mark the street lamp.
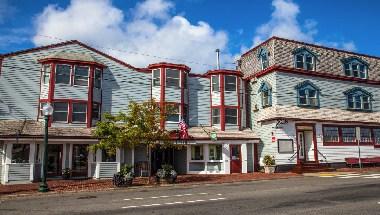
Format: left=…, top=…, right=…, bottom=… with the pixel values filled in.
left=39, top=103, right=53, bottom=192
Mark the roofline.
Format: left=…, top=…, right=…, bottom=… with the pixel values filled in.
left=258, top=117, right=380, bottom=126
left=240, top=36, right=380, bottom=61
left=1, top=40, right=150, bottom=73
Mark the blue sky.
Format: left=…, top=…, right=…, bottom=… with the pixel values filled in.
left=0, top=0, right=379, bottom=71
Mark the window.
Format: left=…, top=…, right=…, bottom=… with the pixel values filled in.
left=191, top=145, right=203, bottom=160
left=166, top=104, right=180, bottom=122
left=152, top=69, right=160, bottom=87
left=92, top=103, right=100, bottom=121
left=225, top=108, right=237, bottom=124
left=257, top=48, right=269, bottom=70
left=12, top=144, right=30, bottom=163
left=342, top=127, right=356, bottom=143
left=53, top=102, right=68, bottom=122
left=55, top=64, right=71, bottom=84
left=209, top=145, right=222, bottom=160
left=166, top=69, right=180, bottom=88
left=183, top=73, right=188, bottom=89
left=183, top=105, right=188, bottom=124
left=323, top=127, right=339, bottom=143
left=42, top=64, right=51, bottom=85
left=225, top=75, right=237, bottom=92
left=72, top=103, right=87, bottom=123
left=102, top=150, right=116, bottom=162
left=258, top=82, right=272, bottom=108
left=212, top=108, right=220, bottom=125
left=211, top=75, right=219, bottom=92
left=373, top=129, right=380, bottom=145
left=344, top=88, right=372, bottom=111
left=342, top=57, right=368, bottom=79
left=295, top=81, right=320, bottom=107
left=39, top=102, right=47, bottom=118
left=360, top=128, right=372, bottom=143
left=293, top=47, right=316, bottom=71
left=277, top=139, right=294, bottom=153
left=94, top=68, right=102, bottom=89
left=74, top=66, right=89, bottom=86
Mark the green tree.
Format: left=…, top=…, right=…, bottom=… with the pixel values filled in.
left=91, top=99, right=174, bottom=177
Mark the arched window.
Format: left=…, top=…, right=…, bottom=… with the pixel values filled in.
left=341, top=57, right=368, bottom=79
left=257, top=48, right=269, bottom=70
left=293, top=47, right=317, bottom=71
left=295, top=80, right=320, bottom=107
left=258, top=81, right=272, bottom=108
left=344, top=87, right=372, bottom=111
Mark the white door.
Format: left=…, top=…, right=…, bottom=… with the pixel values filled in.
left=297, top=132, right=305, bottom=161
left=304, top=131, right=314, bottom=161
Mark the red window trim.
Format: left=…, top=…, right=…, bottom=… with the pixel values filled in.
left=39, top=99, right=88, bottom=125
left=322, top=124, right=378, bottom=146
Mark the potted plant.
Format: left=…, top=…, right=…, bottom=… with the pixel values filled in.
left=155, top=164, right=177, bottom=184
left=113, top=164, right=135, bottom=187
left=62, top=168, right=72, bottom=180
left=263, top=155, right=276, bottom=174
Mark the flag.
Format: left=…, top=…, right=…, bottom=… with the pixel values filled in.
left=178, top=119, right=188, bottom=139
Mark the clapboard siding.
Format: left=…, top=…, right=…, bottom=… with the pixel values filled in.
left=0, top=142, right=3, bottom=183
left=211, top=92, right=221, bottom=106
left=8, top=163, right=31, bottom=182
left=54, top=84, right=88, bottom=100
left=98, top=162, right=118, bottom=178
left=165, top=87, right=181, bottom=102
left=188, top=76, right=210, bottom=126
left=152, top=87, right=160, bottom=101
left=224, top=91, right=238, bottom=106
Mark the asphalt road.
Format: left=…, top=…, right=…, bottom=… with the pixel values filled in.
left=0, top=175, right=379, bottom=215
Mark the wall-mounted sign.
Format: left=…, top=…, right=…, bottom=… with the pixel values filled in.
left=210, top=132, right=217, bottom=141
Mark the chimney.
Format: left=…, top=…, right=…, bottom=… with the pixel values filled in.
left=215, top=49, right=220, bottom=70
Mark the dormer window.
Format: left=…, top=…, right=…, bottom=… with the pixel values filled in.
left=344, top=87, right=372, bottom=111
left=293, top=47, right=317, bottom=71
left=258, top=81, right=272, bottom=108
left=257, top=48, right=269, bottom=70
left=74, top=66, right=89, bottom=86
left=55, top=64, right=71, bottom=84
left=342, top=57, right=368, bottom=79
left=295, top=81, right=320, bottom=107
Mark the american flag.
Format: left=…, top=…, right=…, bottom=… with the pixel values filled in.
left=178, top=119, right=188, bottom=139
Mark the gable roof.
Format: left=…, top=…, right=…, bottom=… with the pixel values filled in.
left=1, top=40, right=150, bottom=73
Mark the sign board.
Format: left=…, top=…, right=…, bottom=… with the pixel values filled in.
left=210, top=132, right=217, bottom=141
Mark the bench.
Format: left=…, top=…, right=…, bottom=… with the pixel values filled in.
left=345, top=157, right=380, bottom=168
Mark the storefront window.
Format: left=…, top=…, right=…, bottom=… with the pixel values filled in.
left=12, top=144, right=30, bottom=163
left=323, top=127, right=339, bottom=143
left=209, top=145, right=222, bottom=160
left=360, top=128, right=372, bottom=143
left=342, top=127, right=356, bottom=143
left=191, top=145, right=203, bottom=160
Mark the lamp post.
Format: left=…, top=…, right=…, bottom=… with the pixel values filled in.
left=39, top=103, right=53, bottom=192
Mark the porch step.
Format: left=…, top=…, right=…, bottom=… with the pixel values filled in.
left=291, top=163, right=335, bottom=173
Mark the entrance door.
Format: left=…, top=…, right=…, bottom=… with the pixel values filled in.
left=47, top=144, right=63, bottom=177
left=297, top=132, right=305, bottom=162
left=304, top=131, right=314, bottom=161
left=72, top=144, right=89, bottom=177
left=230, top=145, right=242, bottom=173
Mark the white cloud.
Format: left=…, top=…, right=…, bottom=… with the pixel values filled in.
left=32, top=0, right=233, bottom=72
left=251, top=0, right=356, bottom=51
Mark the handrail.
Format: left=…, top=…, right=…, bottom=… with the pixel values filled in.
left=313, top=149, right=328, bottom=163
left=288, top=151, right=297, bottom=161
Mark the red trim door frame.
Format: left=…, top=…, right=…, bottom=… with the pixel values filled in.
left=295, top=123, right=319, bottom=164
left=230, top=144, right=242, bottom=173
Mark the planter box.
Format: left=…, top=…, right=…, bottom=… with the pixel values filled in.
left=264, top=165, right=276, bottom=174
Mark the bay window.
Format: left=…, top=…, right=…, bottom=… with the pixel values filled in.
left=166, top=104, right=180, bottom=122
left=55, top=64, right=71, bottom=84
left=42, top=64, right=51, bottom=84
left=11, top=144, right=30, bottom=163
left=166, top=69, right=180, bottom=88
left=152, top=69, right=160, bottom=87
left=72, top=103, right=87, bottom=123
left=92, top=103, right=100, bottom=121
left=211, top=75, right=219, bottom=92
left=74, top=66, right=89, bottom=86
left=94, top=68, right=102, bottom=89
left=209, top=145, right=222, bottom=160
left=212, top=108, right=220, bottom=125
left=191, top=145, right=204, bottom=160
left=225, top=108, right=237, bottom=125
left=225, top=75, right=236, bottom=92
left=53, top=102, right=68, bottom=122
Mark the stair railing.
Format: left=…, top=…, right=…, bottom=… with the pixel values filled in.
left=313, top=149, right=328, bottom=164
left=288, top=151, right=297, bottom=161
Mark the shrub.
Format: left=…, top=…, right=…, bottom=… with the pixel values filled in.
left=263, top=155, right=276, bottom=166
left=120, top=164, right=134, bottom=178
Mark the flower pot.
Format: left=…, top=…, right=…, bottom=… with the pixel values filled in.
left=264, top=165, right=276, bottom=174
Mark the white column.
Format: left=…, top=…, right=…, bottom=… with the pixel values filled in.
left=95, top=149, right=101, bottom=179
left=241, top=143, right=248, bottom=174
left=29, top=144, right=36, bottom=181
left=131, top=147, right=135, bottom=166
left=204, top=144, right=209, bottom=174
left=186, top=145, right=191, bottom=173
left=68, top=144, right=73, bottom=169
left=88, top=150, right=94, bottom=177
left=116, top=148, right=121, bottom=172
left=222, top=143, right=230, bottom=174
left=4, top=143, right=12, bottom=183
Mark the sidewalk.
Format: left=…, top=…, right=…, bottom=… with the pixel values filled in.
left=0, top=172, right=297, bottom=198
